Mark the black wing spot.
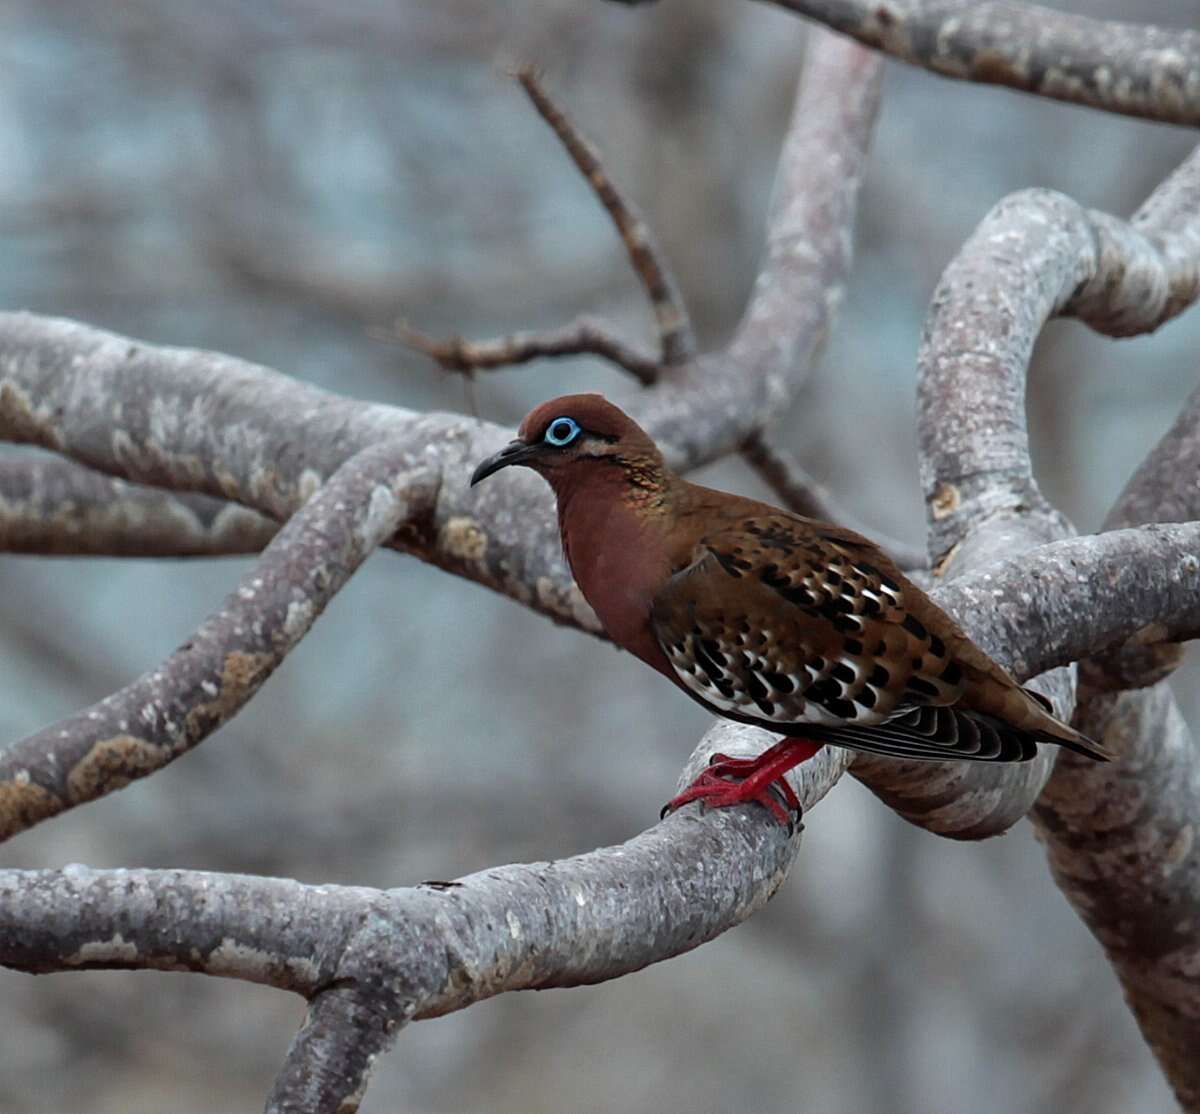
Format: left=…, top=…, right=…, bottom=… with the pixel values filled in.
left=746, top=672, right=769, bottom=701
left=805, top=678, right=842, bottom=704
left=701, top=638, right=726, bottom=665
left=902, top=613, right=928, bottom=639
left=831, top=662, right=856, bottom=684
left=857, top=686, right=878, bottom=710
left=825, top=698, right=857, bottom=719
left=928, top=633, right=946, bottom=657
left=844, top=638, right=864, bottom=655
left=869, top=664, right=891, bottom=687
left=857, top=562, right=902, bottom=593
left=694, top=641, right=724, bottom=680
left=709, top=549, right=744, bottom=578
left=764, top=671, right=795, bottom=693
left=907, top=677, right=940, bottom=698
left=941, top=662, right=963, bottom=685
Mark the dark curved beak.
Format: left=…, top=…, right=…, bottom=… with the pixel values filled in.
left=470, top=439, right=542, bottom=486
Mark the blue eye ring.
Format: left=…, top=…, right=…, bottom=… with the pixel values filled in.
left=544, top=416, right=581, bottom=447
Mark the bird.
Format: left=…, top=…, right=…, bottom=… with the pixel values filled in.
left=470, top=393, right=1111, bottom=827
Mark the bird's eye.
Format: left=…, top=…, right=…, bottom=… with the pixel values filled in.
left=544, top=416, right=581, bottom=447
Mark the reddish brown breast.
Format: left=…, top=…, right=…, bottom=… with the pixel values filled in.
left=555, top=470, right=678, bottom=677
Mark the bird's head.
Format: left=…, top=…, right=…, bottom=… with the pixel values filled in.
left=470, top=394, right=664, bottom=498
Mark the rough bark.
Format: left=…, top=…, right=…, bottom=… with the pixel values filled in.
left=1, top=20, right=1199, bottom=1114
left=0, top=444, right=437, bottom=842
left=0, top=454, right=275, bottom=556
left=850, top=142, right=1200, bottom=840
left=1032, top=379, right=1200, bottom=1111
left=610, top=0, right=1200, bottom=127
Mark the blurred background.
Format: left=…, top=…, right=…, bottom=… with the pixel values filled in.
left=0, top=1, right=1197, bottom=1111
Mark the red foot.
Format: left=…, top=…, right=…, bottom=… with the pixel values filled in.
left=661, top=737, right=824, bottom=830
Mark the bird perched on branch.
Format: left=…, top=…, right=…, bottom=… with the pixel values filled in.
left=471, top=394, right=1110, bottom=827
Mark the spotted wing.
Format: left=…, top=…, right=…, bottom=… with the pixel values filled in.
left=649, top=514, right=1035, bottom=763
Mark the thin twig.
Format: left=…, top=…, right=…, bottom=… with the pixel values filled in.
left=516, top=67, right=696, bottom=365
left=392, top=315, right=660, bottom=385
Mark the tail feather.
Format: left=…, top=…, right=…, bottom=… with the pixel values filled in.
left=1020, top=687, right=1112, bottom=761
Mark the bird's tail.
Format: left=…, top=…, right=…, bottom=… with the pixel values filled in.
left=1020, top=688, right=1113, bottom=761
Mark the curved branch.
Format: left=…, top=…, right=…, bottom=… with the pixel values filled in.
left=0, top=745, right=849, bottom=1110
left=1035, top=379, right=1200, bottom=1110
left=0, top=34, right=882, bottom=638
left=0, top=455, right=275, bottom=556
left=921, top=147, right=1200, bottom=564
left=1086, top=378, right=1200, bottom=690
left=929, top=523, right=1200, bottom=681
left=0, top=444, right=438, bottom=842
left=849, top=142, right=1200, bottom=838
left=612, top=0, right=1200, bottom=128
left=633, top=34, right=883, bottom=466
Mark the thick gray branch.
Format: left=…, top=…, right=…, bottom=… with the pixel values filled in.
left=0, top=454, right=275, bottom=556
left=921, top=146, right=1200, bottom=564
left=629, top=32, right=882, bottom=467
left=930, top=524, right=1200, bottom=682
left=611, top=0, right=1200, bottom=127
left=0, top=745, right=848, bottom=1111
left=1088, top=378, right=1200, bottom=690
left=0, top=444, right=437, bottom=842
left=849, top=143, right=1200, bottom=839
left=1036, top=687, right=1200, bottom=1113
left=1040, top=375, right=1200, bottom=1111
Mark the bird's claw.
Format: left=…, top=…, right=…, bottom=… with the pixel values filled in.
left=660, top=766, right=802, bottom=833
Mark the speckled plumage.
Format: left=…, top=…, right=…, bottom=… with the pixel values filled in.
left=471, top=394, right=1110, bottom=822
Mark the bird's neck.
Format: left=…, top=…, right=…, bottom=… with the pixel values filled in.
left=553, top=463, right=689, bottom=672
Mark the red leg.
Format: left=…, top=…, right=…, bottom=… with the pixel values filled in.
left=661, top=737, right=824, bottom=829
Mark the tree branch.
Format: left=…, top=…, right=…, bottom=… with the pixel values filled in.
left=1086, top=377, right=1200, bottom=690
left=634, top=34, right=882, bottom=465
left=0, top=742, right=847, bottom=1111
left=0, top=443, right=438, bottom=842
left=610, top=0, right=1200, bottom=128
left=1033, top=376, right=1200, bottom=1111
left=407, top=38, right=903, bottom=560
left=268, top=987, right=396, bottom=1114
left=516, top=67, right=696, bottom=366
left=848, top=141, right=1200, bottom=838
left=921, top=148, right=1200, bottom=567
left=393, top=315, right=660, bottom=385
left=0, top=454, right=275, bottom=557
left=1037, top=686, right=1200, bottom=1112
